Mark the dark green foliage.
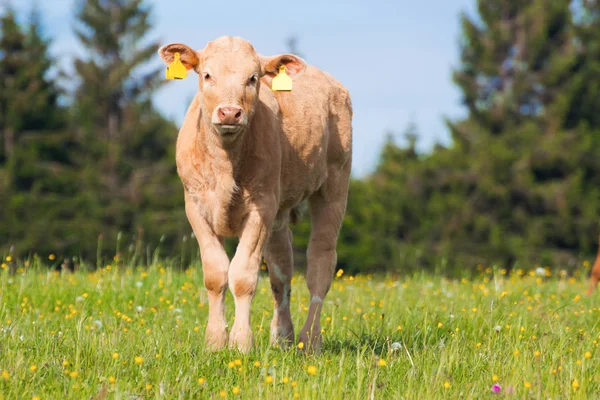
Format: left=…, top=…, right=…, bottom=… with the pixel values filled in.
left=336, top=0, right=600, bottom=274
left=1, top=0, right=600, bottom=275
left=0, top=1, right=185, bottom=262
left=0, top=6, right=80, bottom=255
left=68, top=0, right=185, bottom=260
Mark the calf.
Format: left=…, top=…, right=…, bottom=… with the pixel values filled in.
left=587, top=234, right=600, bottom=296
left=158, top=36, right=352, bottom=352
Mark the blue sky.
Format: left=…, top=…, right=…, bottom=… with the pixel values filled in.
left=10, top=0, right=475, bottom=177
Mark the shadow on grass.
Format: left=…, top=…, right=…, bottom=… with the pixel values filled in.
left=322, top=324, right=449, bottom=357
left=323, top=332, right=392, bottom=355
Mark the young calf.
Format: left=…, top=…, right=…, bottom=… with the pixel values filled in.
left=587, top=234, right=600, bottom=296
left=158, top=36, right=352, bottom=352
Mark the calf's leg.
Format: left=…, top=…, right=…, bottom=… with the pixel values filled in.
left=264, top=224, right=295, bottom=347
left=228, top=210, right=272, bottom=352
left=299, top=169, right=350, bottom=352
left=185, top=196, right=229, bottom=350
left=587, top=234, right=600, bottom=296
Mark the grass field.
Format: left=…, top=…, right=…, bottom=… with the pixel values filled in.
left=1, top=258, right=599, bottom=399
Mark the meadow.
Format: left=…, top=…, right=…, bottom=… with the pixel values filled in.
left=1, top=257, right=599, bottom=399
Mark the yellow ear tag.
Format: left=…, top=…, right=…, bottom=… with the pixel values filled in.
left=165, top=52, right=187, bottom=80
left=271, top=65, right=292, bottom=91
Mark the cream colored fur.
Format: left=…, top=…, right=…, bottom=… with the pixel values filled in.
left=159, top=36, right=352, bottom=352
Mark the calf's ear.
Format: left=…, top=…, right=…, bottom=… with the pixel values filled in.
left=260, top=54, right=307, bottom=78
left=158, top=43, right=202, bottom=71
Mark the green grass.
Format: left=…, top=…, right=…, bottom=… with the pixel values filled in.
left=1, top=259, right=599, bottom=399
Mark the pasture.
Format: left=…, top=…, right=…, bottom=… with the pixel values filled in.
left=0, top=259, right=598, bottom=399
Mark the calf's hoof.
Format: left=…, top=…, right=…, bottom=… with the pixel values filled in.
left=270, top=318, right=294, bottom=349
left=228, top=324, right=253, bottom=353
left=298, top=326, right=322, bottom=354
left=205, top=326, right=228, bottom=351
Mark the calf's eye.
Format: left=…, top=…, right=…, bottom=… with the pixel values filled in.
left=203, top=73, right=211, bottom=81
left=248, top=75, right=258, bottom=85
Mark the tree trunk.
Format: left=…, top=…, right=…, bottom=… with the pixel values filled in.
left=3, top=127, right=14, bottom=159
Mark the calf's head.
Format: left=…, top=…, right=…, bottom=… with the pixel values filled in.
left=159, top=36, right=306, bottom=143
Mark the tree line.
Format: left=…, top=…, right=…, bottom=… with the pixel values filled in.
left=1, top=0, right=599, bottom=274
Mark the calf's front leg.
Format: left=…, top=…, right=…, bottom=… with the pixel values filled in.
left=185, top=196, right=230, bottom=350
left=228, top=209, right=272, bottom=352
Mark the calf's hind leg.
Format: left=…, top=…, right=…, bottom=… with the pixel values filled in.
left=264, top=223, right=295, bottom=347
left=299, top=170, right=350, bottom=352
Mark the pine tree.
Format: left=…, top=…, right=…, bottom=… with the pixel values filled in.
left=10, top=7, right=71, bottom=191
left=568, top=0, right=600, bottom=130
left=0, top=6, right=27, bottom=164
left=0, top=5, right=82, bottom=254
left=337, top=0, right=600, bottom=273
left=451, top=0, right=575, bottom=136
left=444, top=0, right=598, bottom=267
left=72, top=0, right=185, bottom=260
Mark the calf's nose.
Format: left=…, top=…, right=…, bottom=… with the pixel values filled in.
left=217, top=106, right=243, bottom=125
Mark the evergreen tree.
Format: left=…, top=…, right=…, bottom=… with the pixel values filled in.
left=0, top=6, right=26, bottom=164
left=71, top=0, right=185, bottom=260
left=568, top=0, right=600, bottom=130
left=0, top=5, right=80, bottom=256
left=336, top=0, right=600, bottom=273
left=446, top=0, right=600, bottom=267
left=10, top=7, right=71, bottom=192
